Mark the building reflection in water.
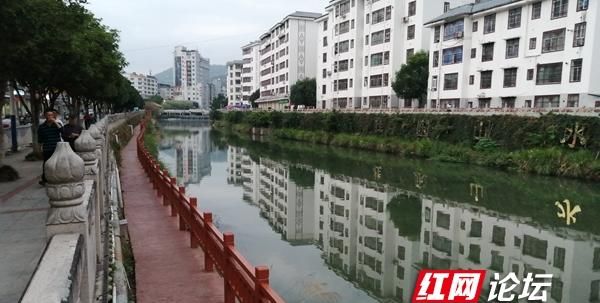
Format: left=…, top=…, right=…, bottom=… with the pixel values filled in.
left=160, top=126, right=212, bottom=186
left=226, top=146, right=600, bottom=303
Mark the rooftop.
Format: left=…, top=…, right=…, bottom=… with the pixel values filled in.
left=426, top=0, right=522, bottom=25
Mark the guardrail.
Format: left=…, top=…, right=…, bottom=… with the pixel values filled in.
left=136, top=114, right=285, bottom=303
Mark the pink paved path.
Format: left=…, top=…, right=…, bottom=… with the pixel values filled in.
left=120, top=128, right=224, bottom=303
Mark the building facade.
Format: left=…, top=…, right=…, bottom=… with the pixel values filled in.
left=173, top=46, right=211, bottom=107
left=226, top=60, right=244, bottom=103
left=125, top=72, right=158, bottom=98
left=426, top=0, right=599, bottom=109
left=241, top=41, right=261, bottom=101
left=317, top=0, right=470, bottom=110
left=158, top=83, right=173, bottom=100
left=256, top=11, right=321, bottom=110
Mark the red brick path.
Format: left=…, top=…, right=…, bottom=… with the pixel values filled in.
left=120, top=128, right=224, bottom=303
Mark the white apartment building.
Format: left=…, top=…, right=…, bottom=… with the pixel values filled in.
left=421, top=198, right=600, bottom=303
left=241, top=41, right=261, bottom=101
left=173, top=46, right=211, bottom=107
left=317, top=0, right=470, bottom=110
left=158, top=83, right=173, bottom=100
left=426, top=0, right=599, bottom=109
left=125, top=72, right=158, bottom=98
left=256, top=12, right=321, bottom=110
left=226, top=60, right=244, bottom=103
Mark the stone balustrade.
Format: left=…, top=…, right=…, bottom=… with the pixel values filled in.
left=20, top=112, right=140, bottom=303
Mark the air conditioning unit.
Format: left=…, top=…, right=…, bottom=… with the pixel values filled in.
left=402, top=16, right=410, bottom=23
left=455, top=32, right=464, bottom=39
left=327, top=71, right=333, bottom=76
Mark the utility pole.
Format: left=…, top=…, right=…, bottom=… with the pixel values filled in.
left=10, top=84, right=18, bottom=152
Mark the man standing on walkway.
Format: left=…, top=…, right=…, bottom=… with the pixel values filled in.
left=62, top=115, right=83, bottom=151
left=38, top=109, right=63, bottom=185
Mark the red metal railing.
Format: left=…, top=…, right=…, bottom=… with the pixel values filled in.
left=136, top=114, right=285, bottom=303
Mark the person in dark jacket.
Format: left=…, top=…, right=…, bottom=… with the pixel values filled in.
left=38, top=109, right=63, bottom=185
left=62, top=116, right=83, bottom=151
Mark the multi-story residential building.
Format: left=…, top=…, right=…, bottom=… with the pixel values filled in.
left=125, top=72, right=158, bottom=98
left=317, top=0, right=469, bottom=110
left=426, top=0, right=599, bottom=109
left=173, top=46, right=211, bottom=107
left=256, top=11, right=321, bottom=110
left=241, top=41, right=261, bottom=101
left=158, top=83, right=173, bottom=100
left=226, top=60, right=244, bottom=103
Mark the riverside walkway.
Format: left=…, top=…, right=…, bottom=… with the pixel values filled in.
left=120, top=127, right=224, bottom=303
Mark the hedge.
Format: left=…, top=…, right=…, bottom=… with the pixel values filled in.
left=222, top=111, right=600, bottom=151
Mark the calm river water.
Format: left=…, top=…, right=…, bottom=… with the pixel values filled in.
left=158, top=121, right=600, bottom=303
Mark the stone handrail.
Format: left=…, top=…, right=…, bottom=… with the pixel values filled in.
left=20, top=112, right=141, bottom=303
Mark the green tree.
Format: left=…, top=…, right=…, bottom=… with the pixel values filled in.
left=209, top=94, right=227, bottom=120
left=290, top=78, right=316, bottom=107
left=249, top=89, right=260, bottom=108
left=146, top=95, right=164, bottom=105
left=392, top=51, right=429, bottom=108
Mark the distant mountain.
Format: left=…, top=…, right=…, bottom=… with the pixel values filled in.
left=154, top=65, right=227, bottom=86
left=154, top=68, right=173, bottom=85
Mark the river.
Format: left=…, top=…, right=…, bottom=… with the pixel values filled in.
left=157, top=121, right=600, bottom=303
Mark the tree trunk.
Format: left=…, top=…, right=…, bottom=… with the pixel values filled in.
left=0, top=81, right=6, bottom=166
left=30, top=92, right=42, bottom=156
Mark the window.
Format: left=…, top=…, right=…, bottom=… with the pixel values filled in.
left=365, top=35, right=369, bottom=45
left=336, top=79, right=349, bottom=91
left=551, top=0, right=569, bottom=19
left=469, top=75, right=475, bottom=85
left=480, top=71, right=493, bottom=89
left=322, top=53, right=327, bottom=63
left=551, top=278, right=563, bottom=302
left=337, top=60, right=349, bottom=72
left=406, top=48, right=414, bottom=59
left=490, top=251, right=504, bottom=271
left=522, top=235, right=548, bottom=259
left=573, top=22, right=586, bottom=47
left=323, top=37, right=328, bottom=47
left=443, top=73, right=459, bottom=90
left=432, top=51, right=439, bottom=67
left=369, top=74, right=389, bottom=87
left=335, top=1, right=350, bottom=16
left=322, top=68, right=327, bottom=78
left=527, top=69, right=534, bottom=80
left=537, top=63, right=563, bottom=84
left=504, top=68, right=518, bottom=87
left=407, top=25, right=415, bottom=40
left=570, top=59, right=582, bottom=82
left=567, top=94, right=579, bottom=107
left=385, top=6, right=392, bottom=20
left=529, top=37, right=537, bottom=50
left=442, top=46, right=463, bottom=65
left=468, top=244, right=481, bottom=264
left=397, top=246, right=406, bottom=260
left=577, top=0, right=589, bottom=11
left=431, top=76, right=438, bottom=90
left=436, top=211, right=451, bottom=229
left=470, top=220, right=482, bottom=237
left=366, top=13, right=370, bottom=24
left=397, top=266, right=405, bottom=279
left=593, top=248, right=600, bottom=270
left=484, top=14, right=496, bottom=34
left=434, top=26, right=441, bottom=43
left=532, top=2, right=542, bottom=19
left=506, top=38, right=519, bottom=58
left=408, top=1, right=416, bottom=16
left=371, top=51, right=390, bottom=66
left=508, top=7, right=522, bottom=29
left=591, top=280, right=600, bottom=302
left=482, top=43, right=494, bottom=61
left=338, top=21, right=350, bottom=35
left=322, top=85, right=326, bottom=94
left=535, top=95, right=560, bottom=108
left=370, top=29, right=390, bottom=45
left=444, top=19, right=464, bottom=41
left=502, top=97, right=516, bottom=108
left=471, top=48, right=476, bottom=58
left=472, top=21, right=478, bottom=32
left=372, top=8, right=386, bottom=24
left=542, top=29, right=566, bottom=53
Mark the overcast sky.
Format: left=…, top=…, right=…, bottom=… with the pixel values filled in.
left=87, top=0, right=325, bottom=74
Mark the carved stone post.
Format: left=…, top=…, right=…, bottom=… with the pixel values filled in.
left=45, top=142, right=95, bottom=303
left=88, top=124, right=106, bottom=218
left=75, top=130, right=102, bottom=263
